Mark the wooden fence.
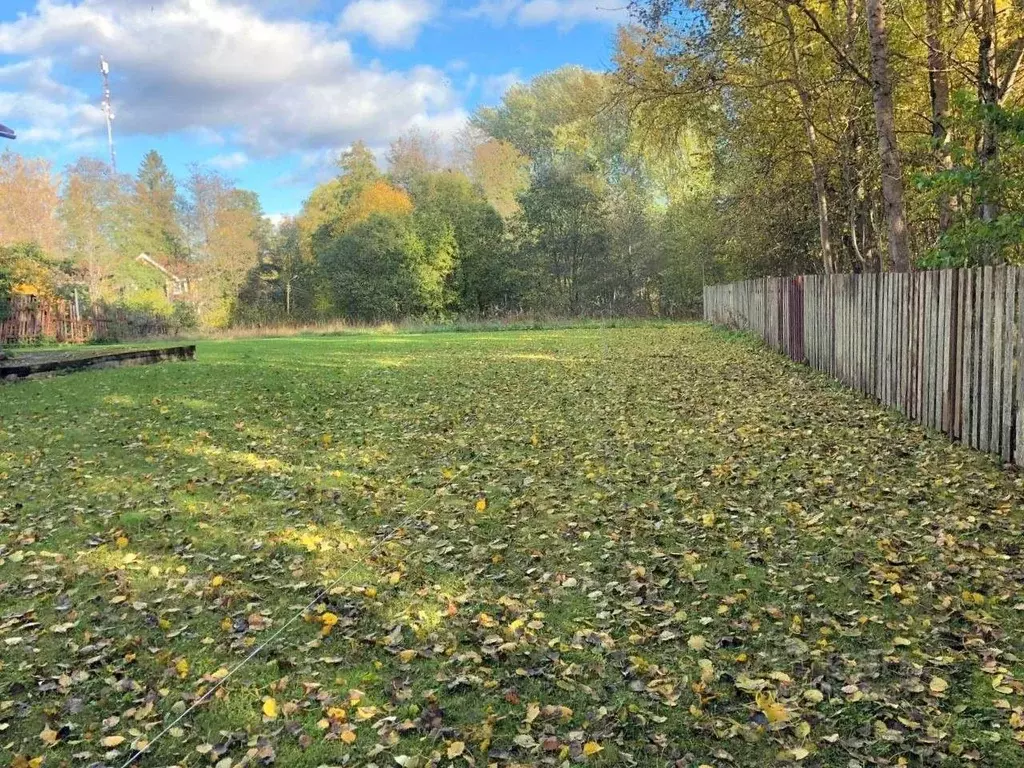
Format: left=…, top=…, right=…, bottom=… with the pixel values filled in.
left=704, top=268, right=1024, bottom=465
left=1, top=295, right=173, bottom=345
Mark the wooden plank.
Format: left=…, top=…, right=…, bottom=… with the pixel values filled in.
left=870, top=272, right=879, bottom=398
left=934, top=270, right=944, bottom=430
left=971, top=268, right=984, bottom=450
left=953, top=269, right=965, bottom=439
left=881, top=272, right=888, bottom=401
left=859, top=274, right=866, bottom=392
left=922, top=271, right=935, bottom=428
left=1016, top=269, right=1024, bottom=464
left=898, top=272, right=908, bottom=415
left=1002, top=269, right=1017, bottom=462
left=991, top=267, right=1006, bottom=454
left=980, top=267, right=994, bottom=451
left=939, top=270, right=952, bottom=432
left=918, top=270, right=927, bottom=421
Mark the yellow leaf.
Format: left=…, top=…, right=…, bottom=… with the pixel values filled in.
left=262, top=698, right=278, bottom=720
left=698, top=658, right=715, bottom=683
left=100, top=736, right=125, bottom=747
left=356, top=705, right=378, bottom=720
left=802, top=689, right=824, bottom=704
left=525, top=702, right=540, bottom=723
left=115, top=536, right=129, bottom=548
left=582, top=741, right=603, bottom=757
left=175, top=658, right=189, bottom=679
left=388, top=571, right=401, bottom=584
left=929, top=676, right=949, bottom=694
left=39, top=726, right=58, bottom=745
left=327, top=707, right=347, bottom=721
left=475, top=498, right=487, bottom=512
left=790, top=747, right=810, bottom=760
left=447, top=740, right=466, bottom=758
left=364, top=587, right=377, bottom=599
left=340, top=727, right=357, bottom=744
left=756, top=692, right=791, bottom=724
left=687, top=635, right=707, bottom=651
left=210, top=575, right=224, bottom=588
left=398, top=649, right=417, bottom=663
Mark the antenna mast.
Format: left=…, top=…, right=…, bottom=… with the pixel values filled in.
left=100, top=55, right=116, bottom=172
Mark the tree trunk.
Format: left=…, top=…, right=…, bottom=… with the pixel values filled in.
left=864, top=0, right=913, bottom=271
left=784, top=8, right=836, bottom=273
left=925, top=0, right=956, bottom=232
left=976, top=0, right=999, bottom=226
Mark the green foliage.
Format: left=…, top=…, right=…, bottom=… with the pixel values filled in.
left=318, top=212, right=432, bottom=321
left=128, top=150, right=184, bottom=259
left=0, top=242, right=78, bottom=320
left=171, top=300, right=199, bottom=330
left=917, top=94, right=1024, bottom=267
left=517, top=165, right=609, bottom=313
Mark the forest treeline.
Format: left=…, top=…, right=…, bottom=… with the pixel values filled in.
left=2, top=0, right=1022, bottom=330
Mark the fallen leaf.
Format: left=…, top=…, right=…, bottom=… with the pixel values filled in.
left=447, top=740, right=465, bottom=758
left=262, top=697, right=278, bottom=719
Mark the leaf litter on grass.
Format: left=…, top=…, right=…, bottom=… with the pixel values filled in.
left=1, top=326, right=1024, bottom=766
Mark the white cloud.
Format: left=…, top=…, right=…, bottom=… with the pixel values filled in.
left=0, top=57, right=103, bottom=145
left=264, top=212, right=292, bottom=228
left=482, top=70, right=521, bottom=99
left=0, top=0, right=463, bottom=155
left=208, top=151, right=250, bottom=170
left=469, top=0, right=624, bottom=28
left=337, top=0, right=437, bottom=48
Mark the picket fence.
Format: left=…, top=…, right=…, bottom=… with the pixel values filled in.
left=704, top=268, right=1024, bottom=465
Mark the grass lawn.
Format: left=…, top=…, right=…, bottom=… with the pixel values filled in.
left=3, top=324, right=1024, bottom=767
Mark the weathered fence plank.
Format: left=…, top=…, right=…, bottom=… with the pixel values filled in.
left=705, top=267, right=1024, bottom=464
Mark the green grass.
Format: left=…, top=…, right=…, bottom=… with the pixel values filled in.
left=2, top=324, right=1024, bottom=767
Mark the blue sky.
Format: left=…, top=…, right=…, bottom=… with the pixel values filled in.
left=0, top=0, right=624, bottom=216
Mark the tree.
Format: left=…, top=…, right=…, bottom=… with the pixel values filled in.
left=298, top=141, right=402, bottom=258
left=518, top=166, right=609, bottom=314
left=60, top=158, right=130, bottom=298
left=129, top=150, right=184, bottom=260
left=864, top=0, right=911, bottom=271
left=387, top=128, right=443, bottom=192
left=182, top=168, right=266, bottom=326
left=0, top=151, right=61, bottom=255
left=465, top=138, right=530, bottom=220
left=410, top=170, right=507, bottom=313
left=317, top=213, right=431, bottom=321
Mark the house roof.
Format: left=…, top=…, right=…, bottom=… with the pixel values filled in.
left=136, top=253, right=189, bottom=281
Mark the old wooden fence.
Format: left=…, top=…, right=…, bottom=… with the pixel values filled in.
left=704, top=268, right=1024, bottom=465
left=1, top=295, right=173, bottom=345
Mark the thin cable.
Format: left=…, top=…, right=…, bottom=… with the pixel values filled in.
left=120, top=464, right=468, bottom=767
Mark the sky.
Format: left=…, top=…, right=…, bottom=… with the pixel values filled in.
left=0, top=0, right=625, bottom=217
